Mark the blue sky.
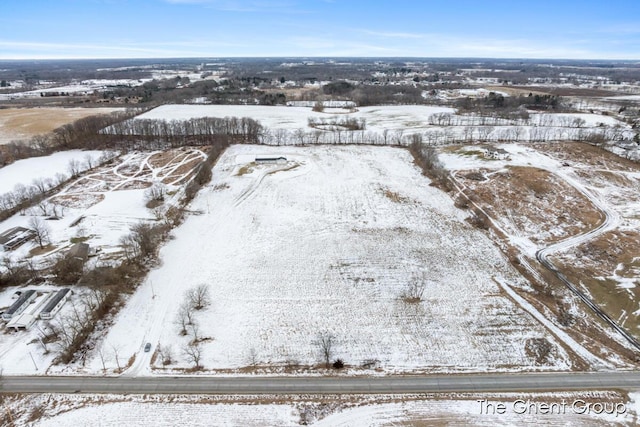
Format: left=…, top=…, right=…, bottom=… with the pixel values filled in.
left=1, top=0, right=639, bottom=59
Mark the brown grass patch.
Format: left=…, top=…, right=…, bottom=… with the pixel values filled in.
left=380, top=187, right=411, bottom=204
left=533, top=141, right=640, bottom=172
left=50, top=193, right=105, bottom=209
left=28, top=244, right=57, bottom=256
left=115, top=180, right=152, bottom=190
left=236, top=163, right=255, bottom=176
left=0, top=107, right=121, bottom=144
left=553, top=229, right=640, bottom=338
left=460, top=166, right=603, bottom=244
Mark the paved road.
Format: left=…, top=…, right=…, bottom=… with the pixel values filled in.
left=534, top=170, right=640, bottom=351
left=2, top=372, right=640, bottom=395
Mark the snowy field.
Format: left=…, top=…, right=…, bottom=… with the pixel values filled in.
left=0, top=150, right=104, bottom=197
left=130, top=104, right=633, bottom=146
left=90, top=145, right=575, bottom=375
left=134, top=104, right=455, bottom=133
left=10, top=391, right=635, bottom=426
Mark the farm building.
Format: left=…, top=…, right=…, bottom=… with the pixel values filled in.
left=39, top=288, right=72, bottom=320
left=6, top=313, right=37, bottom=331
left=255, top=156, right=287, bottom=164
left=481, top=146, right=510, bottom=160
left=2, top=289, right=36, bottom=321
left=67, top=242, right=90, bottom=262
left=0, top=227, right=36, bottom=251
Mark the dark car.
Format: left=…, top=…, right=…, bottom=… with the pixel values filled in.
left=144, top=342, right=152, bottom=352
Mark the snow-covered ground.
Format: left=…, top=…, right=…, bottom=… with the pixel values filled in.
left=0, top=150, right=104, bottom=197
left=13, top=391, right=634, bottom=426
left=134, top=104, right=455, bottom=133
left=0, top=149, right=206, bottom=263
left=130, top=104, right=634, bottom=146
left=88, top=145, right=575, bottom=375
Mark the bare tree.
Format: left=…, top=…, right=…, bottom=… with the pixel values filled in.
left=315, top=332, right=335, bottom=368
left=246, top=346, right=259, bottom=366
left=83, top=154, right=94, bottom=170
left=111, top=343, right=122, bottom=372
left=29, top=217, right=50, bottom=249
left=186, top=284, right=211, bottom=310
left=157, top=344, right=174, bottom=366
left=182, top=341, right=203, bottom=369
left=175, top=302, right=193, bottom=335
left=97, top=346, right=109, bottom=374
left=67, top=159, right=82, bottom=178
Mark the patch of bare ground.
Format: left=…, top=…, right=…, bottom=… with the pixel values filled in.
left=552, top=230, right=640, bottom=337
left=50, top=193, right=105, bottom=209
left=28, top=244, right=57, bottom=256
left=485, top=86, right=550, bottom=97
left=379, top=186, right=413, bottom=204
left=533, top=142, right=640, bottom=172
left=503, top=85, right=620, bottom=97
left=160, top=158, right=203, bottom=184
left=115, top=180, right=152, bottom=190
left=460, top=166, right=603, bottom=245
left=0, top=107, right=121, bottom=144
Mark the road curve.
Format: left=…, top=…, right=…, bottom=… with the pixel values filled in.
left=2, top=372, right=640, bottom=395
left=535, top=170, right=640, bottom=351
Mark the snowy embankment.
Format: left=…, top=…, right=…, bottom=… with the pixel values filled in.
left=92, top=145, right=573, bottom=375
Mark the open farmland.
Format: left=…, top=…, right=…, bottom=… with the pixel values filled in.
left=90, top=144, right=584, bottom=375
left=440, top=142, right=640, bottom=349
left=132, top=104, right=455, bottom=134
left=0, top=107, right=122, bottom=144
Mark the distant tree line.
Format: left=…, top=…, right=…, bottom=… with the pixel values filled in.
left=106, top=116, right=263, bottom=148
left=456, top=93, right=562, bottom=114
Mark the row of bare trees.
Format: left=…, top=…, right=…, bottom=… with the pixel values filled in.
left=105, top=116, right=263, bottom=147
left=174, top=285, right=212, bottom=369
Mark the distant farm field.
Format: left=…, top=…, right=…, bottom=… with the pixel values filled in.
left=96, top=145, right=574, bottom=374
left=0, top=107, right=122, bottom=144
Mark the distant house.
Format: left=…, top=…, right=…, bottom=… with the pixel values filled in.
left=2, top=289, right=36, bottom=321
left=481, top=146, right=510, bottom=160
left=255, top=156, right=287, bottom=164
left=0, top=227, right=36, bottom=251
left=39, top=288, right=72, bottom=320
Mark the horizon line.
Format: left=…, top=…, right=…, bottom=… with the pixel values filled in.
left=1, top=55, right=639, bottom=62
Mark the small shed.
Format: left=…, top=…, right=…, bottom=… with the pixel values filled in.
left=67, top=243, right=90, bottom=262
left=0, top=227, right=36, bottom=251
left=255, top=156, right=287, bottom=165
